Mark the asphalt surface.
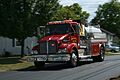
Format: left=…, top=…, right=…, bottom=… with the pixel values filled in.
left=0, top=55, right=120, bottom=80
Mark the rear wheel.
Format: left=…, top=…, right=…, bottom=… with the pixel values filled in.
left=69, top=50, right=78, bottom=67
left=111, top=49, right=116, bottom=52
left=93, top=47, right=105, bottom=62
left=34, top=61, right=45, bottom=69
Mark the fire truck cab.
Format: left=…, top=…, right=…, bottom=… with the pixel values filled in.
left=28, top=20, right=107, bottom=68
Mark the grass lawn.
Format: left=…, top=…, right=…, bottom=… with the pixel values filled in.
left=110, top=76, right=120, bottom=80
left=105, top=51, right=120, bottom=56
left=0, top=57, right=33, bottom=72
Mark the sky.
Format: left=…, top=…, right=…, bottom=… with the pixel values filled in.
left=59, top=0, right=119, bottom=21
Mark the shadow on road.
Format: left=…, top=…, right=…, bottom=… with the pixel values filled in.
left=17, top=61, right=93, bottom=71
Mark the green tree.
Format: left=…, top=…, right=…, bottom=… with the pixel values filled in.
left=32, top=0, right=60, bottom=26
left=0, top=0, right=38, bottom=57
left=51, top=3, right=89, bottom=23
left=91, top=0, right=120, bottom=38
left=0, top=0, right=60, bottom=57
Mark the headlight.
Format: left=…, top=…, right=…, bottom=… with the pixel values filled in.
left=31, top=50, right=38, bottom=54
left=58, top=48, right=67, bottom=53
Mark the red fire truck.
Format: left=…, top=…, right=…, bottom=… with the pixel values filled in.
left=27, top=20, right=107, bottom=68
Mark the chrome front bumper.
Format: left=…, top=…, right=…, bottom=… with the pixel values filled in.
left=27, top=54, right=70, bottom=62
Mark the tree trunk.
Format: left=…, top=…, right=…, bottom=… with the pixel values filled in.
left=21, top=39, right=25, bottom=58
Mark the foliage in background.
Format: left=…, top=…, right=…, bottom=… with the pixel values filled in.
left=51, top=3, right=89, bottom=24
left=0, top=0, right=90, bottom=57
left=91, top=0, right=120, bottom=39
left=0, top=0, right=60, bottom=57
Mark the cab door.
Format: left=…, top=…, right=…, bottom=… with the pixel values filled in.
left=70, top=24, right=80, bottom=48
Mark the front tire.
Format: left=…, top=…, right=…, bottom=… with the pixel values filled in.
left=69, top=50, right=78, bottom=67
left=93, top=47, right=105, bottom=62
left=34, top=61, right=45, bottom=69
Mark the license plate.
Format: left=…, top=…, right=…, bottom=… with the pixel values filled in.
left=28, top=57, right=47, bottom=62
left=36, top=57, right=46, bottom=61
left=27, top=57, right=36, bottom=62
left=48, top=57, right=62, bottom=61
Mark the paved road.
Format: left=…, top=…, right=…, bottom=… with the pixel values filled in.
left=0, top=55, right=120, bottom=80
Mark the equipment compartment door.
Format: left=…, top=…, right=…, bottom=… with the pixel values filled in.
left=91, top=43, right=100, bottom=56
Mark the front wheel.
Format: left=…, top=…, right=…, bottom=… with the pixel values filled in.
left=34, top=61, right=45, bottom=69
left=93, top=47, right=105, bottom=62
left=69, top=50, right=78, bottom=67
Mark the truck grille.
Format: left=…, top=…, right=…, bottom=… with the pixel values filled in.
left=39, top=41, right=47, bottom=54
left=39, top=41, right=57, bottom=54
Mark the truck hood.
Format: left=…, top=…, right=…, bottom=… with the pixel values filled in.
left=38, top=34, right=69, bottom=42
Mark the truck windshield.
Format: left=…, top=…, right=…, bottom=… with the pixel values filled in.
left=45, top=24, right=70, bottom=35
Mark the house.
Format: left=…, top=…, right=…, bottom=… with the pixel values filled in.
left=0, top=36, right=38, bottom=56
left=100, top=28, right=115, bottom=45
left=0, top=26, right=46, bottom=56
